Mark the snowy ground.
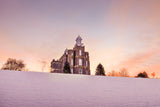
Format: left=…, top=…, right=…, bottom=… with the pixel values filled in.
left=0, top=70, right=160, bottom=107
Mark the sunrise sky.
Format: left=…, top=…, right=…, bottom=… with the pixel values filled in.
left=0, top=0, right=160, bottom=77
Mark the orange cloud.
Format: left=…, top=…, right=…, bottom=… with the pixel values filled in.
left=121, top=52, right=153, bottom=68
left=118, top=49, right=160, bottom=76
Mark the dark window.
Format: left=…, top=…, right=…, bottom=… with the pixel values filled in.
left=73, top=51, right=76, bottom=66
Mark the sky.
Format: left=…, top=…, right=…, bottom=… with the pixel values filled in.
left=0, top=0, right=160, bottom=77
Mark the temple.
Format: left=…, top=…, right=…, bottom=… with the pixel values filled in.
left=51, top=36, right=90, bottom=75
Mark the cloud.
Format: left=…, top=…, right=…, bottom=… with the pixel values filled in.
left=120, top=51, right=153, bottom=68
left=117, top=49, right=160, bottom=76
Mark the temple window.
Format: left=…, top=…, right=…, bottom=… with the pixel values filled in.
left=71, top=59, right=73, bottom=66
left=71, top=69, right=73, bottom=74
left=86, top=61, right=88, bottom=67
left=79, top=50, right=82, bottom=56
left=79, top=69, right=82, bottom=74
left=79, top=59, right=82, bottom=66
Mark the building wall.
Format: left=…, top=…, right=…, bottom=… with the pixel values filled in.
left=51, top=37, right=90, bottom=75
left=50, top=60, right=63, bottom=73
left=71, top=45, right=90, bottom=75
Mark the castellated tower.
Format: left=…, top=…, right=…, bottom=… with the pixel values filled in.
left=51, top=36, right=90, bottom=75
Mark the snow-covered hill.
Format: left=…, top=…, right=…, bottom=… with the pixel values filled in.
left=0, top=70, right=160, bottom=107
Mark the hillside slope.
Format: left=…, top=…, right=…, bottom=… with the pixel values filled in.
left=0, top=70, right=160, bottom=107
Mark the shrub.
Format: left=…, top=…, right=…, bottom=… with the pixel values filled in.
left=136, top=71, right=148, bottom=78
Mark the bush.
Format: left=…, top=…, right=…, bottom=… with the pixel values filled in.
left=136, top=71, right=148, bottom=78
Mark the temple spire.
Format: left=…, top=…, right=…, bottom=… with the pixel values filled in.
left=76, top=35, right=83, bottom=46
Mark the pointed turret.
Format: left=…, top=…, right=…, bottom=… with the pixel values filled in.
left=65, top=48, right=68, bottom=55
left=76, top=35, right=83, bottom=46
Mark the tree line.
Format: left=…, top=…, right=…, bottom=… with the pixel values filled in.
left=95, top=63, right=155, bottom=78
left=1, top=58, right=157, bottom=78
left=62, top=61, right=155, bottom=78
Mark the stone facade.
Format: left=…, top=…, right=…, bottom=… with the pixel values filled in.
left=51, top=36, right=90, bottom=75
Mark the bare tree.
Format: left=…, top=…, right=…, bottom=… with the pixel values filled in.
left=119, top=68, right=129, bottom=77
left=107, top=68, right=129, bottom=77
left=107, top=70, right=116, bottom=76
left=151, top=72, right=155, bottom=78
left=1, top=58, right=25, bottom=71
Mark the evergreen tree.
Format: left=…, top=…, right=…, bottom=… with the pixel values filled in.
left=95, top=63, right=105, bottom=76
left=63, top=62, right=71, bottom=73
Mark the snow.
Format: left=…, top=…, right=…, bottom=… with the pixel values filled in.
left=0, top=70, right=160, bottom=107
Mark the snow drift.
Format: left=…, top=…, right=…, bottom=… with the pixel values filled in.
left=0, top=70, right=160, bottom=107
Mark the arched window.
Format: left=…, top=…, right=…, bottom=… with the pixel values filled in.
left=79, top=59, right=82, bottom=66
